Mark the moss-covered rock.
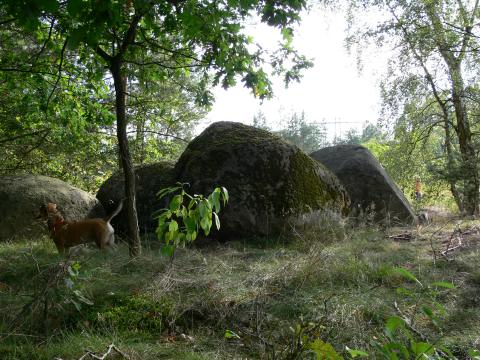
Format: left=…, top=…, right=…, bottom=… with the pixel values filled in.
left=96, top=162, right=175, bottom=234
left=311, top=145, right=415, bottom=224
left=174, top=122, right=349, bottom=240
left=0, top=174, right=104, bottom=241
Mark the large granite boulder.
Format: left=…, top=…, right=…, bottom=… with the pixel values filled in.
left=174, top=121, right=350, bottom=239
left=0, top=174, right=104, bottom=241
left=310, top=145, right=414, bottom=224
left=96, top=162, right=175, bottom=234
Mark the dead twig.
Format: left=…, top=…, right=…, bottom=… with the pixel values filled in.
left=54, top=344, right=130, bottom=360
left=393, top=301, right=427, bottom=341
left=441, top=226, right=464, bottom=259
left=389, top=232, right=414, bottom=241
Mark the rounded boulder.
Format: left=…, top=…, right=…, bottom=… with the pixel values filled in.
left=96, top=162, right=175, bottom=234
left=310, top=144, right=415, bottom=224
left=0, top=174, right=104, bottom=241
left=174, top=121, right=350, bottom=240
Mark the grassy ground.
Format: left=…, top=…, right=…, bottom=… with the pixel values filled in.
left=0, top=216, right=479, bottom=359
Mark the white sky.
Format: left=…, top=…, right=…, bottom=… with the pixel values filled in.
left=199, top=7, right=389, bottom=140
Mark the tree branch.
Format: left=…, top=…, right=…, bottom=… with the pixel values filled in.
left=45, top=36, right=69, bottom=113
left=30, top=18, right=56, bottom=66
left=123, top=59, right=203, bottom=69
left=0, top=128, right=50, bottom=145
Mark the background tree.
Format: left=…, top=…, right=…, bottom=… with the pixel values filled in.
left=252, top=110, right=270, bottom=131
left=277, top=111, right=328, bottom=152
left=346, top=0, right=480, bottom=215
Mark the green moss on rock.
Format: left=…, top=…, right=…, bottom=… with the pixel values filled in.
left=174, top=122, right=349, bottom=240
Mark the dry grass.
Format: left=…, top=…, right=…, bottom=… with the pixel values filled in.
left=0, top=215, right=479, bottom=359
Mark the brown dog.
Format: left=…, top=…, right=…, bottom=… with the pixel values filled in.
left=38, top=201, right=123, bottom=253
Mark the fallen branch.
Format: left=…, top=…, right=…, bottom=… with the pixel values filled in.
left=389, top=232, right=414, bottom=242
left=393, top=301, right=427, bottom=341
left=441, top=244, right=464, bottom=257
left=55, top=344, right=130, bottom=360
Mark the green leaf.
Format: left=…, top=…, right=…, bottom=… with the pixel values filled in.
left=186, top=230, right=197, bottom=242
left=169, top=194, right=183, bottom=211
left=213, top=212, right=221, bottom=230
left=71, top=299, right=82, bottom=311
left=224, top=329, right=240, bottom=339
left=200, top=216, right=211, bottom=235
left=431, top=281, right=455, bottom=289
left=393, top=267, right=421, bottom=285
left=156, top=222, right=168, bottom=241
left=468, top=349, right=480, bottom=360
left=345, top=347, right=368, bottom=358
left=43, top=0, right=60, bottom=12
left=161, top=245, right=175, bottom=257
left=210, top=190, right=221, bottom=212
left=68, top=28, right=84, bottom=49
left=169, top=220, right=178, bottom=233
left=308, top=339, right=343, bottom=360
left=198, top=202, right=206, bottom=217
left=157, top=186, right=182, bottom=199
left=184, top=216, right=197, bottom=233
left=385, top=316, right=405, bottom=339
left=421, top=305, right=433, bottom=319
left=411, top=341, right=434, bottom=356
left=382, top=342, right=409, bottom=358
left=221, top=187, right=229, bottom=204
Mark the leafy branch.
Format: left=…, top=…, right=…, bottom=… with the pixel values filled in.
left=155, top=183, right=229, bottom=257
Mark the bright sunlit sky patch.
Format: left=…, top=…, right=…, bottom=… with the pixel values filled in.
left=199, top=6, right=389, bottom=140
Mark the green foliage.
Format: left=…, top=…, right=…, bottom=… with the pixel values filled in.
left=0, top=16, right=202, bottom=191
left=1, top=0, right=313, bottom=197
left=351, top=267, right=457, bottom=359
left=334, top=122, right=386, bottom=146
left=63, top=261, right=94, bottom=312
left=156, top=184, right=229, bottom=256
left=309, top=339, right=344, bottom=359
left=1, top=0, right=312, bottom=100
left=345, top=0, right=480, bottom=213
left=363, top=126, right=455, bottom=208
left=86, top=295, right=173, bottom=333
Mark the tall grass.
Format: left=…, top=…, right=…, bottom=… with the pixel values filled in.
left=0, top=219, right=479, bottom=359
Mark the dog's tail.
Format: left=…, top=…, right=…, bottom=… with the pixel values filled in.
left=105, top=199, right=123, bottom=223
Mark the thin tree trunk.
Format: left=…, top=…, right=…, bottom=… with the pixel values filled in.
left=111, top=58, right=141, bottom=256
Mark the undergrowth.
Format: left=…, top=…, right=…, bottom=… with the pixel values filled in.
left=0, top=219, right=479, bottom=359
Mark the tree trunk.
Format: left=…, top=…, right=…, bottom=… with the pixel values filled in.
left=443, top=118, right=464, bottom=212
left=111, top=58, right=142, bottom=256
left=449, top=65, right=479, bottom=215
left=425, top=2, right=479, bottom=215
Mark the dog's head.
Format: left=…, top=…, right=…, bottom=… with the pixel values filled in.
left=37, top=203, right=58, bottom=220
